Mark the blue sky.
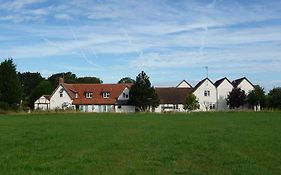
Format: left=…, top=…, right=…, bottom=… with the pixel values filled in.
left=0, top=0, right=281, bottom=90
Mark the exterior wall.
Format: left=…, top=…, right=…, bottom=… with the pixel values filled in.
left=154, top=104, right=185, bottom=113
left=193, top=80, right=217, bottom=111
left=117, top=87, right=130, bottom=100
left=34, top=96, right=50, bottom=110
left=216, top=80, right=233, bottom=110
left=50, top=85, right=73, bottom=110
left=115, top=105, right=135, bottom=113
left=78, top=105, right=116, bottom=112
left=237, top=79, right=254, bottom=94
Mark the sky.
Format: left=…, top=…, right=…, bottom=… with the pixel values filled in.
left=0, top=0, right=281, bottom=90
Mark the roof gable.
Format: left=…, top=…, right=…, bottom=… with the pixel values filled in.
left=192, top=78, right=215, bottom=92
left=176, top=80, right=192, bottom=88
left=232, top=77, right=254, bottom=88
left=214, top=77, right=233, bottom=87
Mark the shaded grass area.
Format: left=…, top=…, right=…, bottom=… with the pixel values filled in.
left=0, top=112, right=280, bottom=175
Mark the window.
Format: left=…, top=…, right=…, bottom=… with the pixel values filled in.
left=122, top=92, right=129, bottom=98
left=204, top=90, right=210, bottom=96
left=210, top=104, right=216, bottom=110
left=86, top=92, right=93, bottom=98
left=59, top=89, right=64, bottom=97
left=103, top=92, right=110, bottom=98
left=75, top=93, right=78, bottom=98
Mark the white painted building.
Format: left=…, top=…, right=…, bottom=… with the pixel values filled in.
left=192, top=78, right=217, bottom=111
left=232, top=77, right=255, bottom=94
left=34, top=95, right=50, bottom=110
left=214, top=77, right=233, bottom=110
left=35, top=78, right=135, bottom=112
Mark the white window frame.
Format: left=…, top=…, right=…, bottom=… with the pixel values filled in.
left=59, top=89, right=64, bottom=97
left=204, top=90, right=210, bottom=97
left=103, top=92, right=110, bottom=98
left=85, top=92, right=93, bottom=99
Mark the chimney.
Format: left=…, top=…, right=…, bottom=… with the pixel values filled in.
left=59, top=77, right=64, bottom=84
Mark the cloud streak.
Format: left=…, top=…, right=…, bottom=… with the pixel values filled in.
left=0, top=0, right=280, bottom=89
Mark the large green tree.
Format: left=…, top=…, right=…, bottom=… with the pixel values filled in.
left=227, top=87, right=247, bottom=109
left=183, top=94, right=199, bottom=111
left=30, top=80, right=53, bottom=109
left=267, top=87, right=281, bottom=109
left=129, top=71, right=159, bottom=111
left=248, top=85, right=265, bottom=110
left=18, top=72, right=44, bottom=108
left=76, top=77, right=102, bottom=84
left=48, top=72, right=77, bottom=89
left=118, top=77, right=135, bottom=84
left=0, top=59, right=22, bottom=109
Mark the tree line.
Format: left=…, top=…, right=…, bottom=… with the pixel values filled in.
left=0, top=58, right=280, bottom=112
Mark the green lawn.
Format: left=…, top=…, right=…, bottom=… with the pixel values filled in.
left=0, top=112, right=280, bottom=175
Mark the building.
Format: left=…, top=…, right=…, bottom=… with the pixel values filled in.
left=36, top=78, right=135, bottom=112
left=232, top=77, right=255, bottom=94
left=192, top=78, right=217, bottom=111
left=154, top=87, right=192, bottom=112
left=34, top=95, right=50, bottom=110
left=214, top=77, right=233, bottom=110
left=35, top=77, right=256, bottom=112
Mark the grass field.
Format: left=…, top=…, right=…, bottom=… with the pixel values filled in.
left=0, top=112, right=280, bottom=175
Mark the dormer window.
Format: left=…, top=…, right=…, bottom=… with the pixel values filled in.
left=75, top=93, right=78, bottom=98
left=86, top=92, right=93, bottom=98
left=103, top=92, right=110, bottom=98
left=204, top=90, right=210, bottom=97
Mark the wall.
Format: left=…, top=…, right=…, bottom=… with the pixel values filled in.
left=193, top=79, right=217, bottom=111
left=50, top=85, right=73, bottom=110
left=237, top=79, right=254, bottom=94
left=217, top=80, right=233, bottom=110
left=154, top=104, right=185, bottom=113
left=34, top=96, right=50, bottom=110
left=115, top=105, right=135, bottom=113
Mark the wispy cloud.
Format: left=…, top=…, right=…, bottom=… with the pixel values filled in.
left=0, top=0, right=280, bottom=88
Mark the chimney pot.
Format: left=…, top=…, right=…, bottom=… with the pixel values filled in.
left=59, top=77, right=64, bottom=84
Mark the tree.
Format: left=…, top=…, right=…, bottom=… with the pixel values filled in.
left=18, top=72, right=44, bottom=96
left=30, top=80, right=53, bottom=109
left=0, top=59, right=22, bottom=109
left=18, top=72, right=44, bottom=108
left=227, top=87, right=247, bottom=109
left=129, top=71, right=159, bottom=111
left=267, top=87, right=281, bottom=109
left=118, top=77, right=135, bottom=84
left=248, top=85, right=265, bottom=110
left=76, top=77, right=102, bottom=84
left=48, top=72, right=77, bottom=89
left=183, top=94, right=199, bottom=111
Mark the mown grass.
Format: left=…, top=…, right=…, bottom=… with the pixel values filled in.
left=0, top=112, right=280, bottom=175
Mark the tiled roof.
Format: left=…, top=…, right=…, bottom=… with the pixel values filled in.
left=155, top=87, right=192, bottom=104
left=61, top=83, right=132, bottom=105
